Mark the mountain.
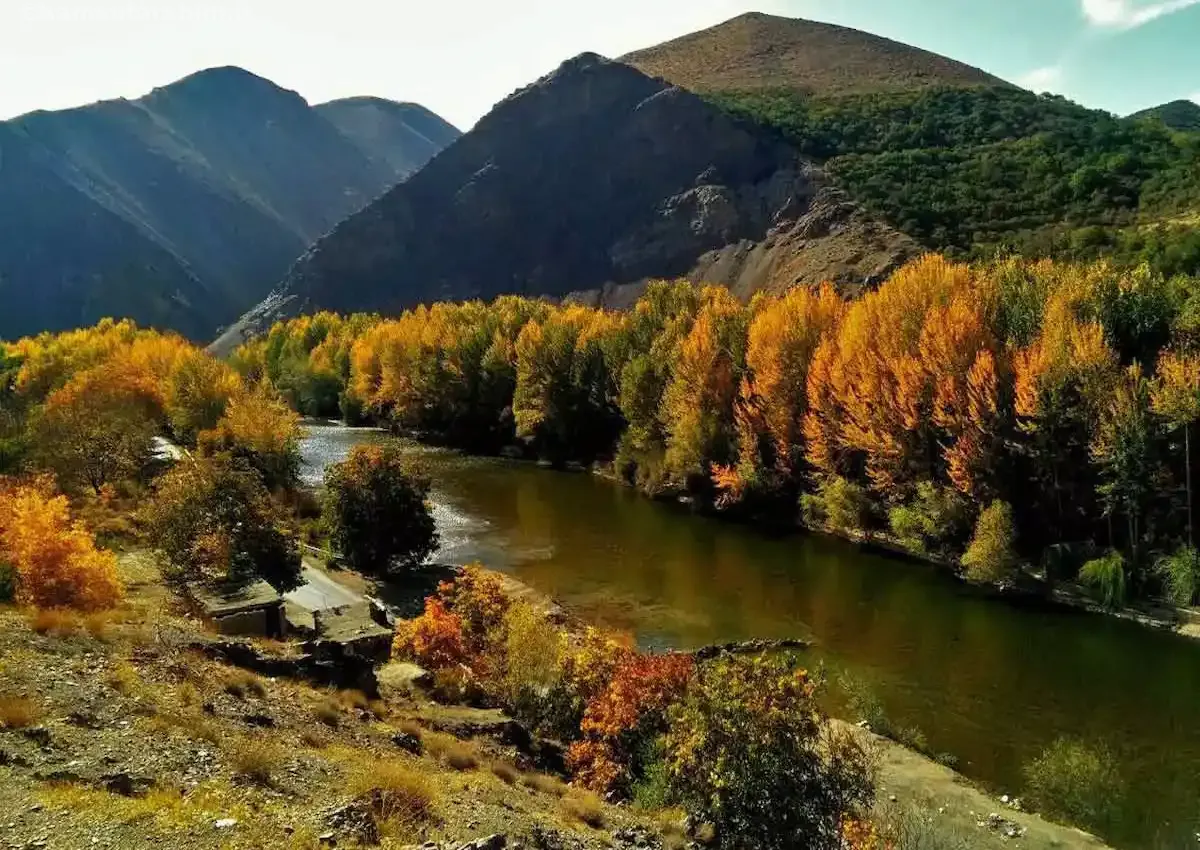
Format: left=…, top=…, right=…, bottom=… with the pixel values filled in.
left=317, top=98, right=461, bottom=176
left=0, top=67, right=459, bottom=341
left=217, top=54, right=915, bottom=351
left=621, top=12, right=1010, bottom=97
left=1131, top=100, right=1200, bottom=133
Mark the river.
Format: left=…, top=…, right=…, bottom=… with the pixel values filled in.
left=300, top=422, right=1200, bottom=848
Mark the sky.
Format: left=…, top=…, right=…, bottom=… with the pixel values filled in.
left=1, top=0, right=1197, bottom=130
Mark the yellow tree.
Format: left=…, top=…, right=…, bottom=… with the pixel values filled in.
left=0, top=478, right=123, bottom=611
left=198, top=386, right=302, bottom=489
left=662, top=287, right=748, bottom=488
left=1151, top=351, right=1200, bottom=544
left=719, top=284, right=844, bottom=499
left=32, top=359, right=161, bottom=493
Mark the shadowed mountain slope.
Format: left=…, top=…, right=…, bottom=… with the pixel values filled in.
left=0, top=67, right=458, bottom=341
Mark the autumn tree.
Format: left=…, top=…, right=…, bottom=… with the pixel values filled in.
left=661, top=287, right=748, bottom=490
left=663, top=656, right=874, bottom=850
left=142, top=457, right=301, bottom=590
left=164, top=348, right=241, bottom=444
left=1091, top=364, right=1158, bottom=565
left=198, top=387, right=301, bottom=489
left=0, top=478, right=123, bottom=611
left=323, top=444, right=438, bottom=575
left=1151, top=351, right=1200, bottom=544
left=717, top=285, right=844, bottom=502
left=31, top=359, right=161, bottom=493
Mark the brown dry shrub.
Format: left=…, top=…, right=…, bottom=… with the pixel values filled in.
left=230, top=738, right=282, bottom=784
left=490, top=761, right=519, bottom=785
left=28, top=607, right=83, bottom=636
left=315, top=700, right=341, bottom=728
left=347, top=761, right=436, bottom=829
left=424, top=732, right=479, bottom=771
left=0, top=695, right=41, bottom=729
left=224, top=670, right=267, bottom=699
left=523, top=772, right=568, bottom=797
left=561, top=790, right=606, bottom=828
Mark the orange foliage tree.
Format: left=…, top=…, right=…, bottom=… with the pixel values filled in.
left=0, top=478, right=123, bottom=611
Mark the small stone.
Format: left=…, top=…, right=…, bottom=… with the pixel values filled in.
left=318, top=833, right=337, bottom=846
left=214, top=818, right=238, bottom=829
left=888, top=794, right=897, bottom=802
left=1000, top=794, right=1010, bottom=805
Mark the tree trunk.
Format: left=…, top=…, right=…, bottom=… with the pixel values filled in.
left=1186, top=423, right=1194, bottom=548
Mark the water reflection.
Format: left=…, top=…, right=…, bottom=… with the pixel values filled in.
left=300, top=424, right=1200, bottom=847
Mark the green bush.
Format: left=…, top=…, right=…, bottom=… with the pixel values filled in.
left=1023, top=738, right=1123, bottom=833
left=0, top=560, right=15, bottom=604
left=1156, top=545, right=1200, bottom=606
left=663, top=656, right=874, bottom=849
left=802, top=476, right=870, bottom=538
left=1080, top=551, right=1127, bottom=608
left=323, top=443, right=438, bottom=575
left=888, top=481, right=967, bottom=557
left=961, top=500, right=1019, bottom=584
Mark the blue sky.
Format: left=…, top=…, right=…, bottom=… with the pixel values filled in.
left=1, top=1, right=1197, bottom=128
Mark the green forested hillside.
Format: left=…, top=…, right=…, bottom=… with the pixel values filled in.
left=1131, top=100, right=1200, bottom=133
left=710, top=87, right=1200, bottom=275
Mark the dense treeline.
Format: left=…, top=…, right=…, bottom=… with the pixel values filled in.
left=709, top=86, right=1200, bottom=275
left=0, top=320, right=307, bottom=602
left=238, top=256, right=1200, bottom=606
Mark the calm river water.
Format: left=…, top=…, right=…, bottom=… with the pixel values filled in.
left=300, top=423, right=1200, bottom=848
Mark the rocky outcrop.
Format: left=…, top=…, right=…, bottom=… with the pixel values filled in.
left=223, top=54, right=914, bottom=347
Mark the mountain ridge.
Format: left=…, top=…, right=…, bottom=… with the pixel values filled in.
left=0, top=67, right=459, bottom=341
left=216, top=52, right=915, bottom=352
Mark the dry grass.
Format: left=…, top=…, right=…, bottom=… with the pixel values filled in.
left=424, top=732, right=479, bottom=771
left=177, top=682, right=201, bottom=708
left=28, top=607, right=84, bottom=636
left=523, top=772, right=568, bottom=797
left=337, top=689, right=371, bottom=711
left=229, top=738, right=282, bottom=784
left=346, top=761, right=437, bottom=832
left=490, top=761, right=520, bottom=785
left=314, top=700, right=341, bottom=728
left=300, top=729, right=329, bottom=749
left=394, top=718, right=424, bottom=738
left=0, top=695, right=41, bottom=729
left=145, top=710, right=221, bottom=744
left=560, top=790, right=606, bottom=828
left=223, top=670, right=267, bottom=699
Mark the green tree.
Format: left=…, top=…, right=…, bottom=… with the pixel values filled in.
left=323, top=444, right=438, bottom=575
left=142, top=456, right=301, bottom=590
left=1091, top=365, right=1157, bottom=565
left=1151, top=351, right=1200, bottom=545
left=663, top=656, right=874, bottom=850
left=961, top=500, right=1019, bottom=584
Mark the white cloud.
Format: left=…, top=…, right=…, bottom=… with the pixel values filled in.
left=1192, top=93, right=1200, bottom=105
left=1018, top=66, right=1064, bottom=92
left=1081, top=0, right=1200, bottom=29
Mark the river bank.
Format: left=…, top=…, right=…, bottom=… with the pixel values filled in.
left=299, top=423, right=1200, bottom=848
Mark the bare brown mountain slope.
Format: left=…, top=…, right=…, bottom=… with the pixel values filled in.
left=622, top=12, right=1011, bottom=96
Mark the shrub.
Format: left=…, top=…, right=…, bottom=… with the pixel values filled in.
left=1023, top=738, right=1123, bottom=832
left=393, top=598, right=469, bottom=671
left=568, top=652, right=693, bottom=795
left=561, top=790, right=607, bottom=828
left=231, top=739, right=282, bottom=784
left=1080, top=551, right=1127, bottom=608
left=961, top=500, right=1019, bottom=584
left=28, top=607, right=85, bottom=636
left=347, top=761, right=436, bottom=829
left=142, top=456, right=301, bottom=590
left=490, top=761, right=520, bottom=785
left=423, top=732, right=479, bottom=770
left=0, top=560, right=15, bottom=604
left=314, top=700, right=341, bottom=728
left=323, top=444, right=438, bottom=575
left=888, top=482, right=968, bottom=557
left=0, top=479, right=123, bottom=611
left=662, top=656, right=874, bottom=850
left=440, top=564, right=512, bottom=656
left=802, top=476, right=870, bottom=537
left=523, top=772, right=568, bottom=797
left=0, top=695, right=41, bottom=729
left=1156, top=545, right=1200, bottom=606
left=224, top=671, right=267, bottom=699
